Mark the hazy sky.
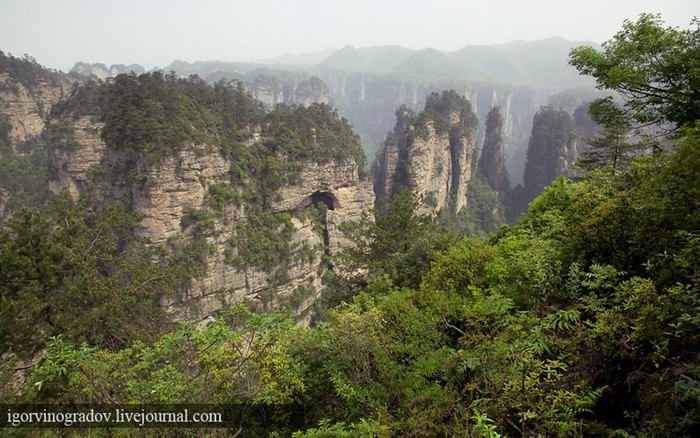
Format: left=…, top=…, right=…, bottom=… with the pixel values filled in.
left=1, top=0, right=698, bottom=72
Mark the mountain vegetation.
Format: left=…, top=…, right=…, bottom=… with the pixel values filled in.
left=570, top=13, right=700, bottom=129
left=522, top=106, right=578, bottom=204
left=0, top=51, right=66, bottom=214
left=478, top=106, right=510, bottom=197
left=0, top=13, right=698, bottom=438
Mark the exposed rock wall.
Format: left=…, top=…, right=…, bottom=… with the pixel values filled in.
left=372, top=91, right=478, bottom=216
left=523, top=106, right=578, bottom=203
left=315, top=72, right=550, bottom=183
left=246, top=76, right=330, bottom=108
left=48, top=117, right=107, bottom=198
left=478, top=107, right=510, bottom=196
left=70, top=62, right=145, bottom=80
left=49, top=131, right=373, bottom=321
left=0, top=72, right=74, bottom=149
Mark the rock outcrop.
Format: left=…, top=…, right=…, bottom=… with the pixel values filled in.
left=0, top=72, right=73, bottom=150
left=316, top=72, right=550, bottom=185
left=373, top=91, right=478, bottom=216
left=523, top=106, right=578, bottom=202
left=246, top=75, right=330, bottom=108
left=47, top=97, right=373, bottom=323
left=70, top=62, right=146, bottom=80
left=478, top=106, right=510, bottom=196
left=0, top=53, right=82, bottom=217
left=47, top=117, right=107, bottom=198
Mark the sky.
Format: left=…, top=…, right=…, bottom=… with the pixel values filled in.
left=1, top=0, right=698, bottom=72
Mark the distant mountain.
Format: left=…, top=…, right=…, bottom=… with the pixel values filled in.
left=448, top=37, right=596, bottom=88
left=161, top=59, right=260, bottom=77
left=312, top=37, right=597, bottom=87
left=316, top=45, right=416, bottom=73
left=70, top=62, right=145, bottom=79
left=316, top=45, right=368, bottom=71
left=262, top=48, right=338, bottom=66
left=396, top=48, right=460, bottom=78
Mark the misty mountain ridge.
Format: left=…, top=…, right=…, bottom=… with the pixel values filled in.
left=70, top=37, right=597, bottom=89
left=261, top=47, right=339, bottom=66
left=310, top=37, right=597, bottom=87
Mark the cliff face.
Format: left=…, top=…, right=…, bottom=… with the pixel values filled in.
left=0, top=72, right=73, bottom=149
left=478, top=106, right=510, bottom=196
left=70, top=62, right=145, bottom=80
left=315, top=72, right=549, bottom=184
left=523, top=106, right=578, bottom=202
left=48, top=117, right=108, bottom=199
left=0, top=54, right=83, bottom=217
left=56, top=146, right=371, bottom=321
left=245, top=75, right=330, bottom=108
left=46, top=75, right=373, bottom=322
left=373, top=91, right=478, bottom=216
left=126, top=147, right=371, bottom=321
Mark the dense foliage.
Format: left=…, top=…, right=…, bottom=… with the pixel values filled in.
left=417, top=89, right=478, bottom=137
left=0, top=50, right=62, bottom=88
left=569, top=13, right=700, bottom=129
left=575, top=97, right=642, bottom=176
left=0, top=139, right=51, bottom=212
left=49, top=72, right=364, bottom=170
left=0, top=195, right=201, bottom=361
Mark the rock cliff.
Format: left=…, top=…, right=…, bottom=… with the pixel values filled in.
left=52, top=145, right=374, bottom=319
left=373, top=90, right=478, bottom=216
left=523, top=106, right=579, bottom=203
left=70, top=62, right=145, bottom=80
left=0, top=71, right=74, bottom=150
left=316, top=72, right=549, bottom=185
left=478, top=106, right=510, bottom=197
left=0, top=52, right=83, bottom=217
left=45, top=74, right=373, bottom=322
left=245, top=74, right=330, bottom=108
left=126, top=147, right=372, bottom=321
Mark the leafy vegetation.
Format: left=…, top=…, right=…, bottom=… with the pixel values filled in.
left=0, top=50, right=61, bottom=89
left=415, top=89, right=478, bottom=138
left=230, top=207, right=296, bottom=286
left=0, top=195, right=200, bottom=360
left=0, top=139, right=51, bottom=213
left=569, top=13, right=700, bottom=129
left=575, top=96, right=642, bottom=176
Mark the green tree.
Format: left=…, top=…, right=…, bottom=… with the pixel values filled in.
left=0, top=196, right=199, bottom=358
left=333, top=190, right=455, bottom=303
left=569, top=13, right=700, bottom=129
left=576, top=97, right=642, bottom=175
